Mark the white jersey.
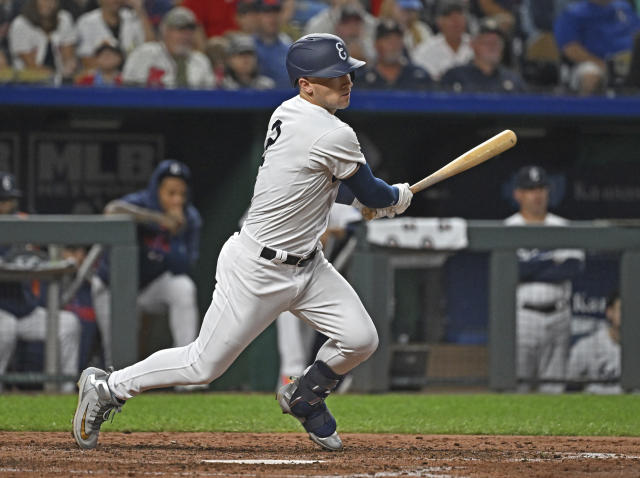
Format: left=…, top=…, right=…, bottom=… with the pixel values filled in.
left=567, top=325, right=621, bottom=393
left=122, top=42, right=214, bottom=89
left=8, top=10, right=77, bottom=74
left=76, top=8, right=145, bottom=58
left=244, top=96, right=366, bottom=254
left=504, top=212, right=584, bottom=308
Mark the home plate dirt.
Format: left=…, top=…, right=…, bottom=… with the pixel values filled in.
left=1, top=432, right=640, bottom=477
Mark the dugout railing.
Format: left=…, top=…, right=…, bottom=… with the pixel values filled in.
left=0, top=215, right=138, bottom=390
left=347, top=220, right=640, bottom=393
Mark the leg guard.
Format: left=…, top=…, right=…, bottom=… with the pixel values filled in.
left=277, top=361, right=344, bottom=451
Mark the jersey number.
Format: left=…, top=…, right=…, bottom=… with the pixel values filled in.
left=261, top=119, right=282, bottom=165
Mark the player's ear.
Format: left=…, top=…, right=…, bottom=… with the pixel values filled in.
left=513, top=188, right=522, bottom=204
left=298, top=77, right=313, bottom=95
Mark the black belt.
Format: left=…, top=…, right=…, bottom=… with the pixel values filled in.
left=522, top=303, right=561, bottom=314
left=260, top=247, right=317, bottom=267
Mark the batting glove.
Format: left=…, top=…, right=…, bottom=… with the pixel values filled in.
left=392, top=183, right=412, bottom=216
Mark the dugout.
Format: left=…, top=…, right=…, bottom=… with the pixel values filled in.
left=1, top=87, right=640, bottom=391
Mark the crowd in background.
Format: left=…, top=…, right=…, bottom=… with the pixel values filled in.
left=1, top=0, right=640, bottom=95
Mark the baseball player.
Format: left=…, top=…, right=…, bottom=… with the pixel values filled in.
left=91, top=160, right=202, bottom=368
left=567, top=292, right=622, bottom=394
left=277, top=203, right=362, bottom=387
left=73, top=33, right=412, bottom=451
left=0, top=173, right=80, bottom=393
left=505, top=165, right=584, bottom=393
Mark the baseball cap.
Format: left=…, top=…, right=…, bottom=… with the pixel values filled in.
left=339, top=4, right=364, bottom=22
left=157, top=160, right=192, bottom=185
left=237, top=0, right=259, bottom=14
left=376, top=19, right=403, bottom=39
left=436, top=0, right=465, bottom=16
left=477, top=17, right=503, bottom=37
left=0, top=172, right=22, bottom=199
left=162, top=7, right=197, bottom=29
left=94, top=39, right=122, bottom=56
left=227, top=34, right=256, bottom=55
left=396, top=0, right=423, bottom=10
left=515, top=165, right=549, bottom=189
left=258, top=0, right=282, bottom=12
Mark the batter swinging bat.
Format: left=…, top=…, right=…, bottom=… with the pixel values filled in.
left=362, top=129, right=517, bottom=220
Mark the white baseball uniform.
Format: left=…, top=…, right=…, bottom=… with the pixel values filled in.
left=276, top=203, right=363, bottom=384
left=567, top=324, right=621, bottom=394
left=505, top=212, right=585, bottom=393
left=108, top=96, right=378, bottom=399
left=0, top=307, right=80, bottom=390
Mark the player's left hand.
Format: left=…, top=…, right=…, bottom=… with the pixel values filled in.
left=391, top=183, right=412, bottom=215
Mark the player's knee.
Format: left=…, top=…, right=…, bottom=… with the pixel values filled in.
left=58, top=311, right=81, bottom=340
left=167, top=275, right=197, bottom=304
left=346, top=325, right=378, bottom=360
left=0, top=313, right=18, bottom=346
left=186, top=349, right=230, bottom=385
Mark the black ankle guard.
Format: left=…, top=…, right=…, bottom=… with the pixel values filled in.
left=291, top=361, right=343, bottom=407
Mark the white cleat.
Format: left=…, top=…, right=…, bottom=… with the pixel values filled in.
left=276, top=381, right=343, bottom=451
left=72, top=367, right=124, bottom=450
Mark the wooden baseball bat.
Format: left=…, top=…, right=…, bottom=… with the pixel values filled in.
left=409, top=129, right=517, bottom=194
left=362, top=129, right=517, bottom=220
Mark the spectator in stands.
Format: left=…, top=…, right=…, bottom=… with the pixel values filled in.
left=253, top=0, right=291, bottom=88
left=0, top=0, right=15, bottom=69
left=520, top=0, right=573, bottom=40
left=221, top=33, right=275, bottom=89
left=235, top=0, right=260, bottom=35
left=74, top=39, right=122, bottom=85
left=0, top=172, right=81, bottom=393
left=58, top=0, right=93, bottom=20
left=359, top=19, right=433, bottom=90
left=76, top=0, right=154, bottom=69
left=441, top=17, right=527, bottom=92
left=504, top=165, right=585, bottom=393
left=411, top=0, right=473, bottom=81
left=143, top=0, right=173, bottom=33
left=471, top=0, right=520, bottom=36
left=567, top=292, right=622, bottom=394
left=8, top=0, right=78, bottom=82
left=122, top=6, right=214, bottom=88
left=379, top=0, right=433, bottom=53
left=304, top=0, right=377, bottom=56
left=518, top=0, right=572, bottom=90
left=91, top=160, right=202, bottom=370
left=334, top=4, right=374, bottom=61
left=205, top=35, right=228, bottom=87
left=554, top=0, right=640, bottom=95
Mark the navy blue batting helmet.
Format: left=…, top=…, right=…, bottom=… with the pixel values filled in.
left=0, top=172, right=21, bottom=199
left=285, top=33, right=366, bottom=87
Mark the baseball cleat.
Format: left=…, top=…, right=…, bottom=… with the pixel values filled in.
left=277, top=380, right=343, bottom=451
left=72, top=367, right=125, bottom=450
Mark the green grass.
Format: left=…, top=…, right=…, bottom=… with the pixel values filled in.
left=1, top=393, right=639, bottom=436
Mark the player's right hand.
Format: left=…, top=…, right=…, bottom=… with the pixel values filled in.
left=159, top=211, right=185, bottom=235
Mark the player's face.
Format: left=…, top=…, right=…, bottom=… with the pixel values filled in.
left=301, top=74, right=353, bottom=114
left=606, top=298, right=621, bottom=329
left=514, top=186, right=549, bottom=219
left=158, top=177, right=187, bottom=213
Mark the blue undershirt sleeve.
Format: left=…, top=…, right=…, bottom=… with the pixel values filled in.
left=335, top=182, right=356, bottom=205
left=342, top=163, right=399, bottom=208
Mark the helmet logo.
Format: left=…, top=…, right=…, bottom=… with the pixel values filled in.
left=169, top=162, right=183, bottom=176
left=335, top=42, right=347, bottom=60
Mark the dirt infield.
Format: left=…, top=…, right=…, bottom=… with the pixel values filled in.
left=1, top=432, right=640, bottom=477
